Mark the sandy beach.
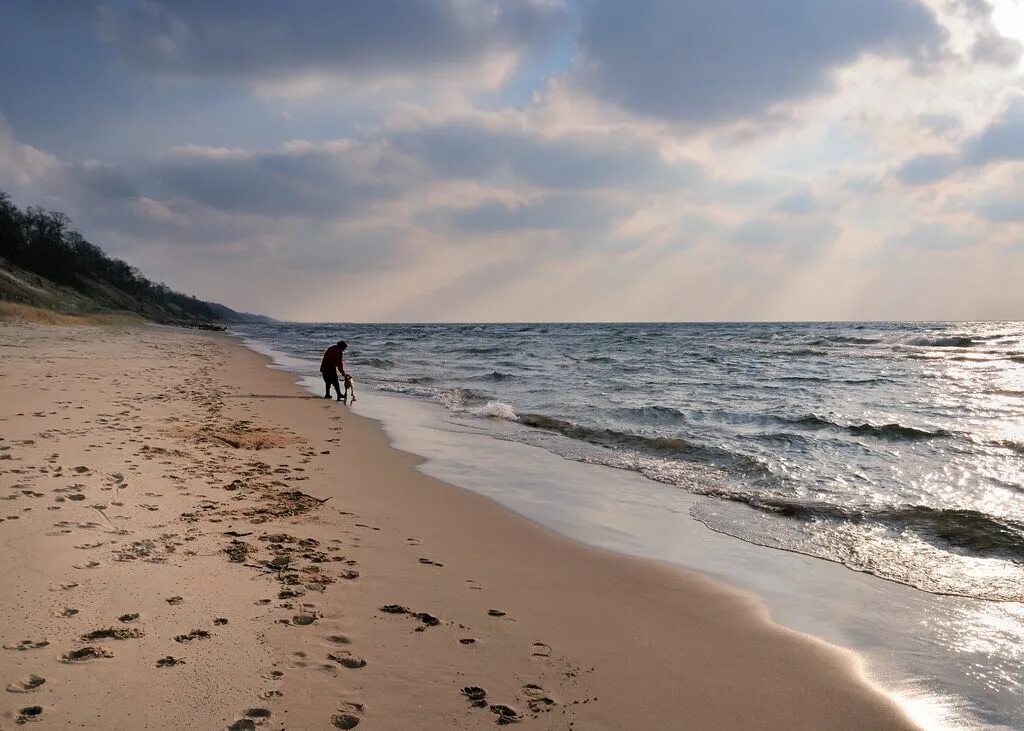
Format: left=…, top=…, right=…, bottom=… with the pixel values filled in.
left=0, top=320, right=918, bottom=730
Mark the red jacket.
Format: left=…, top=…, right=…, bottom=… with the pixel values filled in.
left=320, top=345, right=345, bottom=374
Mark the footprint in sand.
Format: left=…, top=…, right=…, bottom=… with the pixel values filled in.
left=459, top=638, right=477, bottom=645
left=259, top=690, right=283, bottom=700
left=73, top=561, right=100, bottom=570
left=418, top=557, right=444, bottom=567
left=490, top=704, right=524, bottom=724
left=6, top=674, right=45, bottom=693
left=61, top=646, right=113, bottom=662
left=327, top=652, right=366, bottom=669
left=487, top=609, right=507, bottom=618
left=461, top=686, right=488, bottom=708
left=156, top=656, right=184, bottom=668
left=16, top=705, right=44, bottom=723
left=326, top=635, right=351, bottom=645
left=465, top=579, right=483, bottom=591
left=74, top=542, right=104, bottom=550
left=118, top=613, right=139, bottom=623
left=3, top=640, right=49, bottom=652
left=165, top=596, right=184, bottom=605
left=523, top=683, right=558, bottom=713
left=81, top=627, right=142, bottom=642
left=331, top=711, right=362, bottom=729
left=531, top=642, right=552, bottom=658
left=55, top=608, right=79, bottom=618
left=227, top=720, right=256, bottom=731
left=173, top=629, right=211, bottom=643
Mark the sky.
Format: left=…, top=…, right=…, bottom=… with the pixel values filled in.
left=2, top=0, right=1023, bottom=322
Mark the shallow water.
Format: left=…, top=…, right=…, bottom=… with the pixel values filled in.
left=235, top=322, right=1024, bottom=728
left=235, top=321, right=1024, bottom=602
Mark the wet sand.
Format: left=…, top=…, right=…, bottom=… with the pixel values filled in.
left=0, top=321, right=918, bottom=729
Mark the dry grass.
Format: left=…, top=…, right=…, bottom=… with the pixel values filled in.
left=0, top=301, right=145, bottom=327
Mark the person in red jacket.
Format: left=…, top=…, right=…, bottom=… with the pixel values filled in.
left=320, top=340, right=348, bottom=401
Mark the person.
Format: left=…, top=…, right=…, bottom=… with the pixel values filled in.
left=320, top=340, right=348, bottom=401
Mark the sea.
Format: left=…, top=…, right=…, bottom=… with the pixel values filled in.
left=233, top=321, right=1024, bottom=729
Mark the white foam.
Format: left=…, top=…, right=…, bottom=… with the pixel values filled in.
left=470, top=401, right=519, bottom=421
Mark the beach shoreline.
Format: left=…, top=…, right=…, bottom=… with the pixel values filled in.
left=0, top=321, right=917, bottom=729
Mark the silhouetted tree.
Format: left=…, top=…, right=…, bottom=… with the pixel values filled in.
left=0, top=189, right=218, bottom=322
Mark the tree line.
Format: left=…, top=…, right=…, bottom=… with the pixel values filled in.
left=0, top=190, right=217, bottom=320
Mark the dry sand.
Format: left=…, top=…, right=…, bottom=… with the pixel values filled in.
left=0, top=321, right=919, bottom=730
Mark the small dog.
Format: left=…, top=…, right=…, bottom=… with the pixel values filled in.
left=342, top=373, right=356, bottom=404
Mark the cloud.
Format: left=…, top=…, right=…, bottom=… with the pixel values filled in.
left=971, top=31, right=1023, bottom=67
left=895, top=152, right=959, bottom=184
left=726, top=215, right=840, bottom=250
left=916, top=112, right=961, bottom=135
left=152, top=140, right=416, bottom=216
left=573, top=0, right=946, bottom=125
left=774, top=190, right=830, bottom=216
left=963, top=95, right=1024, bottom=165
left=889, top=222, right=973, bottom=250
left=978, top=196, right=1024, bottom=222
left=433, top=193, right=626, bottom=233
left=94, top=0, right=564, bottom=85
left=0, top=114, right=59, bottom=190
left=390, top=120, right=702, bottom=190
left=896, top=95, right=1024, bottom=184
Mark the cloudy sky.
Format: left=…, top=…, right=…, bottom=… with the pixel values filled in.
left=2, top=0, right=1023, bottom=321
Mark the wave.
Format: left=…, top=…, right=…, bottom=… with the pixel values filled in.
left=470, top=401, right=518, bottom=420
left=516, top=412, right=763, bottom=473
left=746, top=499, right=1024, bottom=563
left=351, top=357, right=395, bottom=369
left=782, top=414, right=950, bottom=441
left=609, top=405, right=688, bottom=423
left=470, top=370, right=517, bottom=382
left=907, top=336, right=975, bottom=347
left=781, top=348, right=828, bottom=357
left=993, top=439, right=1024, bottom=456
left=809, top=336, right=882, bottom=345
left=406, top=376, right=437, bottom=385
left=460, top=345, right=506, bottom=355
